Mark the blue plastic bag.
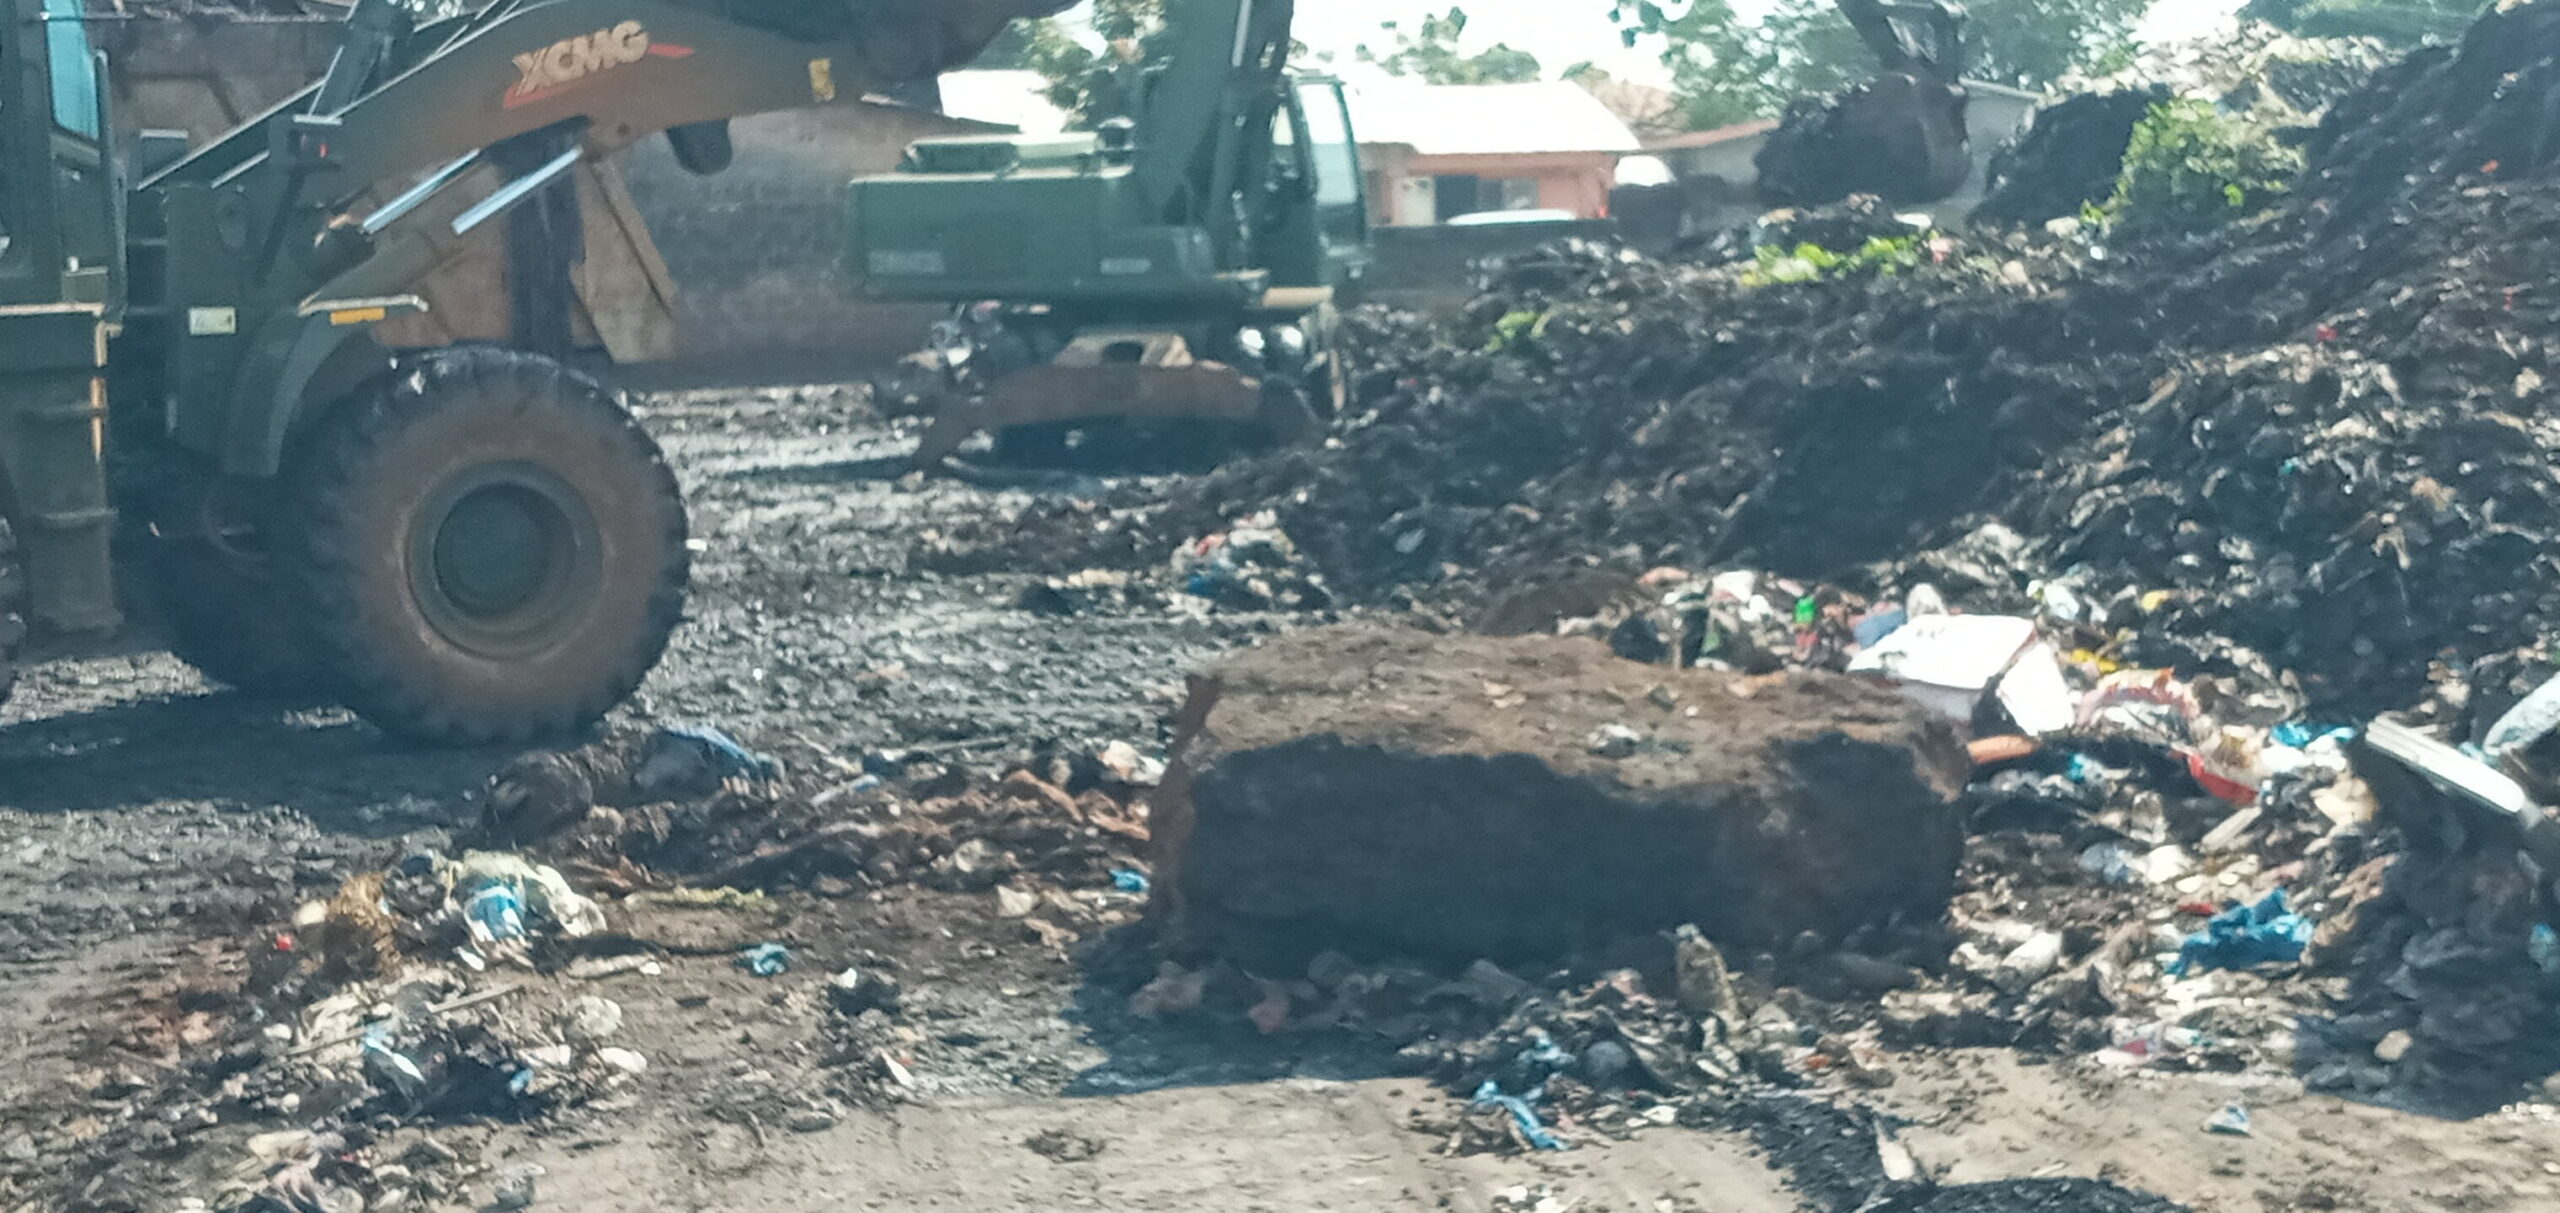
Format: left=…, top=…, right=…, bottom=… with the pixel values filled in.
left=2168, top=889, right=2312, bottom=976
left=1470, top=1080, right=1567, bottom=1151
left=659, top=725, right=780, bottom=781
left=463, top=883, right=528, bottom=943
left=2269, top=722, right=2355, bottom=750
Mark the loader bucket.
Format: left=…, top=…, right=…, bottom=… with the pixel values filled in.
left=1755, top=72, right=1973, bottom=207
left=911, top=332, right=1272, bottom=466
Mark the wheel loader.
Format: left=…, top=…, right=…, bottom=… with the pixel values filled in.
left=0, top=0, right=1065, bottom=743
left=848, top=0, right=1373, bottom=466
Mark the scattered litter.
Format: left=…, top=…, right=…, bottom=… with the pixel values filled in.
left=1097, top=740, right=1167, bottom=787
left=1994, top=930, right=2067, bottom=994
left=2168, top=890, right=2311, bottom=976
left=559, top=996, right=623, bottom=1048
left=1470, top=1080, right=1568, bottom=1151
left=1848, top=615, right=2073, bottom=734
left=463, top=883, right=528, bottom=945
left=490, top=1162, right=544, bottom=1211
left=1586, top=723, right=1643, bottom=759
left=1025, top=1127, right=1108, bottom=1163
left=829, top=966, right=902, bottom=1016
left=638, top=724, right=780, bottom=791
left=737, top=943, right=794, bottom=977
left=2205, top=1101, right=2253, bottom=1137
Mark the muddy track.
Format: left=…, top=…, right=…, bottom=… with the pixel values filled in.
left=0, top=387, right=1271, bottom=973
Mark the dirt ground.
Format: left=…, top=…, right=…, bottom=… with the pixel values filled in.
left=6, top=390, right=2559, bottom=1213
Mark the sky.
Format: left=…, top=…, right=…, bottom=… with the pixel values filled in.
left=1051, top=1, right=2249, bottom=86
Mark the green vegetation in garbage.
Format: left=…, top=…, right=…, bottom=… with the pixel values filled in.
left=2102, top=99, right=2304, bottom=232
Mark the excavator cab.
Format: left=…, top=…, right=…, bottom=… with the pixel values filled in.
left=1262, top=78, right=1371, bottom=292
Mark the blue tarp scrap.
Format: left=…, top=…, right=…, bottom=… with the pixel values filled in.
left=2269, top=722, right=2356, bottom=750
left=1471, top=1080, right=1568, bottom=1151
left=2168, top=889, right=2313, bottom=976
left=660, top=725, right=781, bottom=781
left=1110, top=869, right=1150, bottom=894
left=737, top=942, right=794, bottom=977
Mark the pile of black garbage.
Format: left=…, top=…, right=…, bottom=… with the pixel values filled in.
left=1112, top=0, right=2560, bottom=719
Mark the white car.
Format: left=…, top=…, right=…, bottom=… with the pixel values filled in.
left=1445, top=208, right=1581, bottom=227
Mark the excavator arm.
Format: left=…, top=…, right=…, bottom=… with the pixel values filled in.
left=1832, top=0, right=1967, bottom=80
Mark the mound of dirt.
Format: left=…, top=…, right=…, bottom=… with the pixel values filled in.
left=1149, top=625, right=1969, bottom=972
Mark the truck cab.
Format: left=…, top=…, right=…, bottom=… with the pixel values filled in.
left=0, top=0, right=123, bottom=647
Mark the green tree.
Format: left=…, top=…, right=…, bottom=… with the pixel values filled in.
left=1016, top=0, right=1171, bottom=127
left=1615, top=0, right=2151, bottom=127
left=2239, top=0, right=2480, bottom=44
left=1358, top=8, right=1545, bottom=84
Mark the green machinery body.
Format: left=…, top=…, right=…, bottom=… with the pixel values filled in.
left=0, top=0, right=987, bottom=650
left=846, top=0, right=1372, bottom=457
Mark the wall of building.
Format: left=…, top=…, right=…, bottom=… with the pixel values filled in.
left=620, top=104, right=996, bottom=385
left=1363, top=150, right=1623, bottom=225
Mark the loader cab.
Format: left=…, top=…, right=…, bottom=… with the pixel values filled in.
left=0, top=0, right=117, bottom=310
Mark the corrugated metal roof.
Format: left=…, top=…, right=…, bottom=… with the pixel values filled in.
left=1642, top=119, right=1779, bottom=151
left=1348, top=80, right=1642, bottom=157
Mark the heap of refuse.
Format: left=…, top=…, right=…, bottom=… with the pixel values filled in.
left=40, top=849, right=640, bottom=1213
left=1975, top=26, right=2391, bottom=224
left=1000, top=2, right=2549, bottom=722
left=1111, top=556, right=2560, bottom=1123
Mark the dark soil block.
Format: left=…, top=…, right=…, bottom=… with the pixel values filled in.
left=1150, top=625, right=1970, bottom=971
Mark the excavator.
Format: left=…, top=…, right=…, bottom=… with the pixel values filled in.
left=1758, top=0, right=1976, bottom=205
left=0, top=0, right=1065, bottom=743
left=849, top=0, right=1371, bottom=466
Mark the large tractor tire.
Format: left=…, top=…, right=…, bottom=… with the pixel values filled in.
left=287, top=349, right=689, bottom=746
left=0, top=516, right=24, bottom=715
left=143, top=465, right=330, bottom=699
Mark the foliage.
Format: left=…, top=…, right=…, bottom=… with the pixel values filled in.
left=2103, top=99, right=2304, bottom=231
left=1014, top=0, right=1171, bottom=128
left=1360, top=7, right=1544, bottom=84
left=1612, top=0, right=2149, bottom=128
left=1484, top=309, right=1555, bottom=353
left=2238, top=0, right=2481, bottom=45
left=1738, top=232, right=1931, bottom=287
